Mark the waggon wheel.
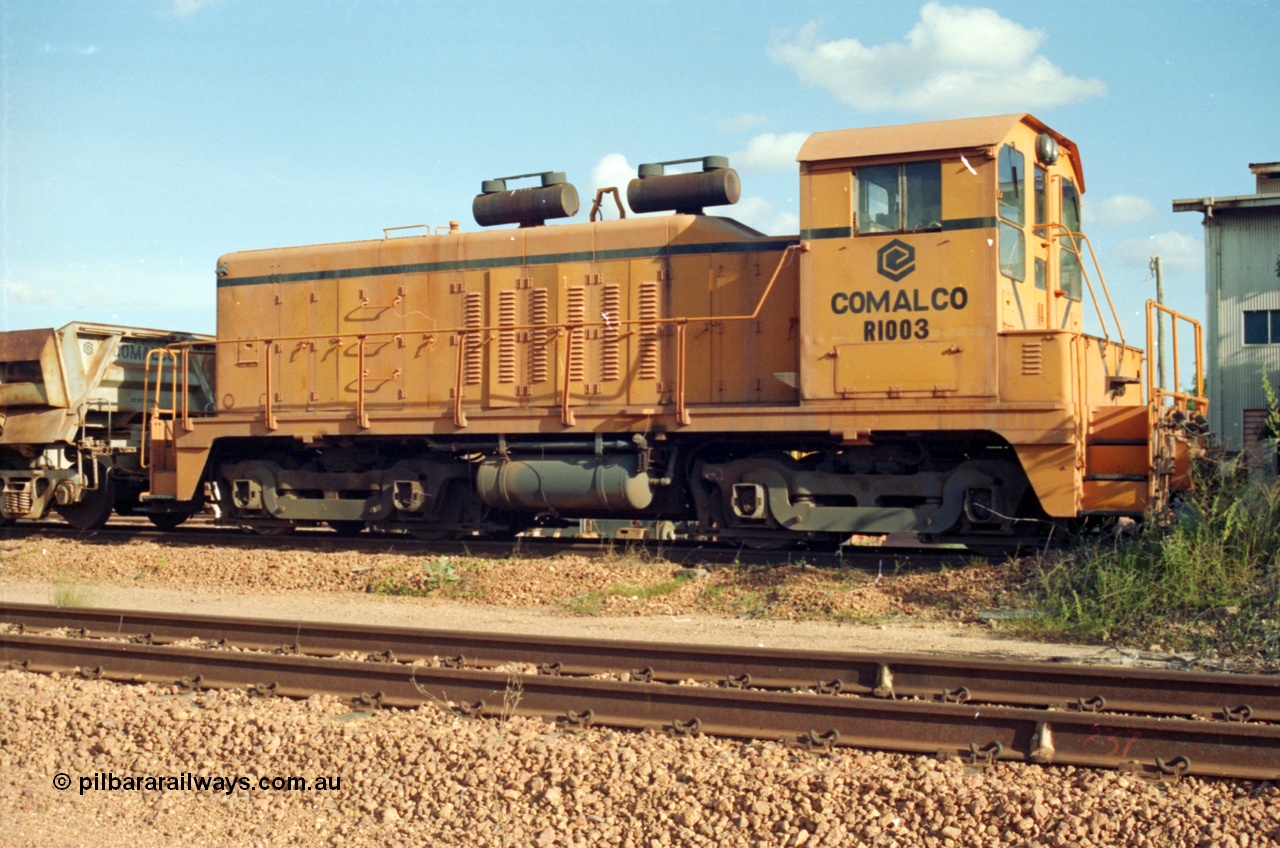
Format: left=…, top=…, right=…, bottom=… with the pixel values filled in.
left=57, top=472, right=114, bottom=531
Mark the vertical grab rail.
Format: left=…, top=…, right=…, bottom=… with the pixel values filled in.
left=356, top=335, right=369, bottom=429
left=1145, top=300, right=1206, bottom=414
left=560, top=326, right=577, bottom=427
left=262, top=339, right=278, bottom=431
left=1036, top=223, right=1125, bottom=348
left=179, top=347, right=193, bottom=432
left=1144, top=300, right=1208, bottom=508
left=675, top=321, right=691, bottom=426
left=141, top=348, right=180, bottom=470
left=452, top=331, right=468, bottom=428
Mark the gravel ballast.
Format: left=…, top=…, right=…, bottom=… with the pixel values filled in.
left=2, top=670, right=1277, bottom=848
left=2, top=531, right=1277, bottom=845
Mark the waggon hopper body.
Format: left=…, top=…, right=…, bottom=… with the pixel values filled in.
left=0, top=323, right=213, bottom=528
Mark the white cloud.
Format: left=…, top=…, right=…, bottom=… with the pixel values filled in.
left=589, top=153, right=634, bottom=196
left=769, top=3, right=1106, bottom=117
left=717, top=112, right=770, bottom=133
left=173, top=0, right=217, bottom=18
left=587, top=153, right=798, bottom=231
left=1088, top=194, right=1155, bottom=227
left=730, top=132, right=809, bottom=172
left=731, top=197, right=800, bottom=236
left=39, top=43, right=98, bottom=56
left=1113, top=231, right=1203, bottom=274
left=587, top=153, right=639, bottom=217
left=0, top=280, right=57, bottom=308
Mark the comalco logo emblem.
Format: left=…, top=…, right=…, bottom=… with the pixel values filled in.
left=876, top=239, right=915, bottom=281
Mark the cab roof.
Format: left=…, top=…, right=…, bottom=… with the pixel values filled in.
left=797, top=113, right=1084, bottom=192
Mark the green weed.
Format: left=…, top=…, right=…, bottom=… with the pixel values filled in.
left=560, top=571, right=696, bottom=616
left=49, top=576, right=98, bottom=608
left=366, top=559, right=482, bottom=599
left=1029, top=460, right=1280, bottom=665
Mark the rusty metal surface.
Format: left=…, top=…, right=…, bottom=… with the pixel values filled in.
left=2, top=632, right=1277, bottom=780
left=4, top=602, right=1277, bottom=722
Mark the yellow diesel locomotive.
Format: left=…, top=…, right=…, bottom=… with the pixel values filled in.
left=140, top=114, right=1206, bottom=549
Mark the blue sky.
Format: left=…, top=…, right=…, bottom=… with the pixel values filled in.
left=2, top=0, right=1277, bottom=354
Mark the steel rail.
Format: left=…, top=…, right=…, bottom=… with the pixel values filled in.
left=2, top=632, right=1277, bottom=781
left=3, top=603, right=1277, bottom=722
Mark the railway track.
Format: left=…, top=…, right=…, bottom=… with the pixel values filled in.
left=0, top=518, right=974, bottom=569
left=3, top=603, right=1277, bottom=781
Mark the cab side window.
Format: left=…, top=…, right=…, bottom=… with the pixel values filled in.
left=856, top=161, right=941, bottom=234
left=1034, top=167, right=1047, bottom=291
left=1061, top=180, right=1083, bottom=301
left=998, top=145, right=1025, bottom=281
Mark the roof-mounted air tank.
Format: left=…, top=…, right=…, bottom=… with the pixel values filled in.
left=473, top=171, right=580, bottom=228
left=627, top=156, right=740, bottom=215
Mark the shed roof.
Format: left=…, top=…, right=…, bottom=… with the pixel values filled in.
left=797, top=113, right=1084, bottom=191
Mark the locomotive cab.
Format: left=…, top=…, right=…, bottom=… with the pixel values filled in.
left=790, top=114, right=1198, bottom=529
left=797, top=114, right=1089, bottom=402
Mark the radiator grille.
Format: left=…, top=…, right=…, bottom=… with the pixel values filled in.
left=529, top=287, right=550, bottom=384
left=638, top=281, right=661, bottom=381
left=601, top=284, right=621, bottom=382
left=567, top=286, right=586, bottom=382
left=463, top=292, right=483, bottom=385
left=497, top=290, right=517, bottom=384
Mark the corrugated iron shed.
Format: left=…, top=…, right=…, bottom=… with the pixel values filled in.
left=1175, top=169, right=1280, bottom=455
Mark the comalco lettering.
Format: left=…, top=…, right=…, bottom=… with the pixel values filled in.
left=829, top=286, right=968, bottom=343
left=829, top=286, right=968, bottom=316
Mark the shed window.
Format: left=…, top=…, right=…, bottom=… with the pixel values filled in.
left=856, top=161, right=941, bottom=234
left=1244, top=310, right=1280, bottom=345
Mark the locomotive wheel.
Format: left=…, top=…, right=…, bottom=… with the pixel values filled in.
left=147, top=512, right=190, bottom=531
left=739, top=535, right=791, bottom=551
left=58, top=474, right=115, bottom=531
left=242, top=519, right=296, bottom=537
left=404, top=479, right=469, bottom=540
left=214, top=456, right=299, bottom=536
left=406, top=526, right=453, bottom=541
left=328, top=520, right=367, bottom=537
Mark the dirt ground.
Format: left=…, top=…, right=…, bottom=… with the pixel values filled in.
left=0, top=532, right=1190, bottom=669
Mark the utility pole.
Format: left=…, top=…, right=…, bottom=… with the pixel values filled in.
left=1150, top=255, right=1166, bottom=392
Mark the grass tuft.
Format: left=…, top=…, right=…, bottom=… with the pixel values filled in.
left=1028, top=459, right=1280, bottom=666
left=49, top=575, right=98, bottom=608
left=366, top=559, right=482, bottom=599
left=561, top=572, right=695, bottom=615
